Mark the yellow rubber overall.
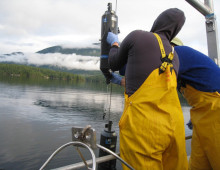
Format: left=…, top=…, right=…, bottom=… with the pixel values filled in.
left=119, top=65, right=188, bottom=169
left=181, top=85, right=220, bottom=170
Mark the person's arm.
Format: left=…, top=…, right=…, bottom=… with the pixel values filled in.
left=110, top=72, right=125, bottom=87
left=121, top=77, right=125, bottom=87
left=107, top=32, right=133, bottom=71
left=186, top=119, right=193, bottom=130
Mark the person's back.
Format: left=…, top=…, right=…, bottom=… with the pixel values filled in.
left=176, top=46, right=220, bottom=92
left=109, top=8, right=185, bottom=96
left=175, top=45, right=220, bottom=170
left=107, top=8, right=188, bottom=170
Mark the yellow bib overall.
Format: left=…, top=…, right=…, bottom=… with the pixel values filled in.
left=119, top=34, right=188, bottom=170
left=181, top=85, right=220, bottom=170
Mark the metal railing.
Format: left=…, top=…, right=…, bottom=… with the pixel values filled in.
left=39, top=141, right=97, bottom=170
left=40, top=126, right=192, bottom=170
left=52, top=153, right=119, bottom=170
left=40, top=126, right=134, bottom=170
left=186, top=0, right=219, bottom=65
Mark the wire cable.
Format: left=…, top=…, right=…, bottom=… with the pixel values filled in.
left=115, top=0, right=118, bottom=14
left=108, top=83, right=113, bottom=121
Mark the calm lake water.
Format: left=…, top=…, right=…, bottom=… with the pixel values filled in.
left=0, top=80, right=192, bottom=170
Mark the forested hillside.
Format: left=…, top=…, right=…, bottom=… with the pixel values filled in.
left=0, top=63, right=105, bottom=83
left=37, top=46, right=101, bottom=56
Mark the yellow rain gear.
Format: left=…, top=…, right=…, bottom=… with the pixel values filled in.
left=119, top=66, right=188, bottom=170
left=181, top=85, right=220, bottom=170
left=119, top=34, right=188, bottom=170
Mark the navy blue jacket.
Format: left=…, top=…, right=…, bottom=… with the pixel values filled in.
left=175, top=46, right=220, bottom=93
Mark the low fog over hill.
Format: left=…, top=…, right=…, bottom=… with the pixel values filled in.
left=0, top=46, right=102, bottom=75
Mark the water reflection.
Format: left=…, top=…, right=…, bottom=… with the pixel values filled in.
left=0, top=81, right=191, bottom=170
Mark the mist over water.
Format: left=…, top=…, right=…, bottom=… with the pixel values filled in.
left=0, top=53, right=100, bottom=71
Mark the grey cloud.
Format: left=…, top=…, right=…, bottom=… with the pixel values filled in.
left=0, top=0, right=219, bottom=55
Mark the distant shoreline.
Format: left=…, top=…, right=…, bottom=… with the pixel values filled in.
left=0, top=63, right=105, bottom=83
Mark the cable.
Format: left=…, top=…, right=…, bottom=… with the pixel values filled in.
left=108, top=83, right=113, bottom=121
left=115, top=0, right=118, bottom=14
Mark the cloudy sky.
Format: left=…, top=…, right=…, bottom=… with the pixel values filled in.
left=0, top=0, right=219, bottom=56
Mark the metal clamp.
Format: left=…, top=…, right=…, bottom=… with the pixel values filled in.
left=72, top=126, right=97, bottom=149
left=206, top=13, right=216, bottom=32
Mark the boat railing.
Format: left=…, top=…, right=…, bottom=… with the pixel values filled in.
left=39, top=126, right=134, bottom=170
left=40, top=126, right=192, bottom=170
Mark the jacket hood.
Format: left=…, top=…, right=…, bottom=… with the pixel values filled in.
left=150, top=8, right=185, bottom=41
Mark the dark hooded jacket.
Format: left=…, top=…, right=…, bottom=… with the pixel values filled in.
left=108, top=8, right=185, bottom=96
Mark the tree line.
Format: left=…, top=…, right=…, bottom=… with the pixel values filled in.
left=0, top=63, right=105, bottom=83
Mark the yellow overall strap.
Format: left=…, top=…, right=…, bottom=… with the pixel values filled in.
left=153, top=33, right=174, bottom=73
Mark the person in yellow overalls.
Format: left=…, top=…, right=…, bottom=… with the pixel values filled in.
left=106, top=8, right=188, bottom=169
left=171, top=38, right=220, bottom=170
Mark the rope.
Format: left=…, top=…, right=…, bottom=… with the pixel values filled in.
left=76, top=147, right=91, bottom=170
left=108, top=83, right=113, bottom=121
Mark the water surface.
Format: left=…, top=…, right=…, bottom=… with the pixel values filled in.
left=0, top=80, right=192, bottom=170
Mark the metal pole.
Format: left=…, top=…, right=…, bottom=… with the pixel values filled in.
left=97, top=144, right=134, bottom=170
left=204, top=0, right=213, bottom=9
left=52, top=154, right=120, bottom=170
left=204, top=0, right=220, bottom=65
left=52, top=146, right=135, bottom=170
left=185, top=0, right=212, bottom=16
left=185, top=0, right=219, bottom=65
left=185, top=135, right=192, bottom=140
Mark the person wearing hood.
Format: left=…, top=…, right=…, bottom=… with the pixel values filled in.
left=106, top=8, right=188, bottom=169
left=171, top=38, right=220, bottom=170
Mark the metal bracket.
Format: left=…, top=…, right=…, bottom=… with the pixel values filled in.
left=72, top=126, right=97, bottom=149
left=206, top=13, right=216, bottom=32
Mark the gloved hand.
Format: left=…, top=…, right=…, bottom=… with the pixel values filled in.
left=186, top=119, right=193, bottom=130
left=110, top=72, right=122, bottom=85
left=107, top=32, right=119, bottom=46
